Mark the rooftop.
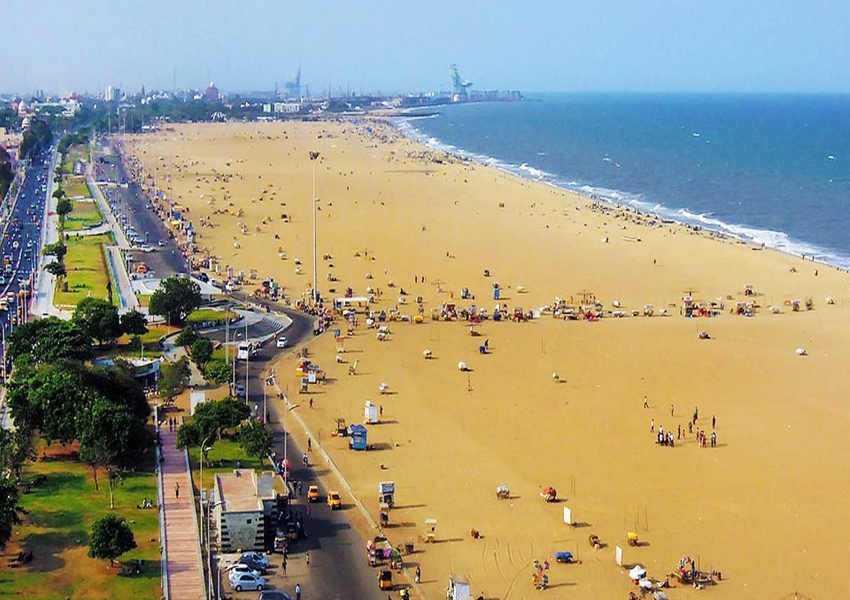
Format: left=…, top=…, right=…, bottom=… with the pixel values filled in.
left=214, top=469, right=276, bottom=513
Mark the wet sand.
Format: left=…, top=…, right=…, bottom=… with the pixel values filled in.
left=123, top=120, right=850, bottom=599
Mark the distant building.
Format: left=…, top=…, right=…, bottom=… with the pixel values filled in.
left=203, top=82, right=220, bottom=102
left=262, top=103, right=272, bottom=114
left=274, top=102, right=301, bottom=114
left=213, top=469, right=279, bottom=552
left=105, top=86, right=121, bottom=102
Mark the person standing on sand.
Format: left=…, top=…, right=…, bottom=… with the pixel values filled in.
left=643, top=396, right=649, bottom=409
left=711, top=431, right=717, bottom=447
left=671, top=404, right=674, bottom=416
left=712, top=415, right=716, bottom=429
left=689, top=421, right=693, bottom=434
left=677, top=425, right=681, bottom=439
left=650, top=418, right=654, bottom=432
left=416, top=565, right=421, bottom=583
left=694, top=406, right=699, bottom=422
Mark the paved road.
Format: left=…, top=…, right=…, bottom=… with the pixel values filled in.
left=1, top=146, right=53, bottom=369
left=94, top=140, right=187, bottom=278
left=220, top=299, right=388, bottom=600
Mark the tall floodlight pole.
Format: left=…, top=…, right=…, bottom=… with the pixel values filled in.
left=309, top=151, right=320, bottom=304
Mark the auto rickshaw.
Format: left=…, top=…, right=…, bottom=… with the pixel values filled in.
left=378, top=569, right=393, bottom=590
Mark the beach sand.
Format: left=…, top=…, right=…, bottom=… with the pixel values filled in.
left=123, top=120, right=850, bottom=599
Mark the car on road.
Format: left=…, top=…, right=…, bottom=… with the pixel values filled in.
left=140, top=245, right=155, bottom=253
left=229, top=571, right=266, bottom=592
left=234, top=383, right=246, bottom=397
left=307, top=485, right=320, bottom=502
left=12, top=241, right=18, bottom=250
left=158, top=239, right=166, bottom=247
left=327, top=490, right=342, bottom=510
left=275, top=335, right=288, bottom=349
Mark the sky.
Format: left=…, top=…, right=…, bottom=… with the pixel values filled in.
left=1, top=0, right=848, bottom=96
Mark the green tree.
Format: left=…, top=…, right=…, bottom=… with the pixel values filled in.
left=79, top=400, right=150, bottom=506
left=53, top=188, right=66, bottom=200
left=202, top=359, right=230, bottom=384
left=175, top=421, right=201, bottom=450
left=56, top=198, right=73, bottom=220
left=120, top=310, right=149, bottom=337
left=6, top=318, right=93, bottom=364
left=74, top=297, right=122, bottom=347
left=190, top=336, right=213, bottom=367
left=175, top=327, right=199, bottom=347
left=148, top=277, right=201, bottom=324
left=88, top=515, right=136, bottom=567
left=0, top=427, right=37, bottom=481
left=157, top=357, right=190, bottom=405
left=177, top=397, right=250, bottom=454
left=237, top=420, right=273, bottom=461
left=45, top=261, right=67, bottom=278
left=42, top=241, right=68, bottom=262
left=0, top=480, right=21, bottom=551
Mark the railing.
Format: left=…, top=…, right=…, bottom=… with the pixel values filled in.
left=155, top=416, right=169, bottom=600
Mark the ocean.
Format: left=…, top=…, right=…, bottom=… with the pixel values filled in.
left=397, top=93, right=850, bottom=268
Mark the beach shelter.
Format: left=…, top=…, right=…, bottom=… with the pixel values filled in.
left=364, top=400, right=379, bottom=424
left=447, top=574, right=471, bottom=600
left=629, top=565, right=647, bottom=581
left=348, top=424, right=368, bottom=450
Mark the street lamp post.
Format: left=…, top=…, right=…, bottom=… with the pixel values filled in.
left=309, top=151, right=320, bottom=304
left=206, top=499, right=224, bottom=600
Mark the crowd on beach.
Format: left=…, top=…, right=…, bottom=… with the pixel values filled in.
left=648, top=402, right=718, bottom=448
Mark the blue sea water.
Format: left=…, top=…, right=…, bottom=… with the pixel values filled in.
left=397, top=93, right=850, bottom=268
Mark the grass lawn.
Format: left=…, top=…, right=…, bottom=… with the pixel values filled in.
left=64, top=177, right=92, bottom=199
left=54, top=234, right=114, bottom=307
left=187, top=438, right=267, bottom=496
left=96, top=324, right=175, bottom=360
left=64, top=199, right=102, bottom=231
left=186, top=308, right=238, bottom=326
left=0, top=447, right=160, bottom=600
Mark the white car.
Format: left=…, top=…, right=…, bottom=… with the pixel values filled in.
left=225, top=563, right=261, bottom=578
left=229, top=571, right=266, bottom=592
left=276, top=335, right=288, bottom=349
left=12, top=241, right=19, bottom=250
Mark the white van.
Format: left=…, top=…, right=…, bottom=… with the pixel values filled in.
left=237, top=342, right=256, bottom=361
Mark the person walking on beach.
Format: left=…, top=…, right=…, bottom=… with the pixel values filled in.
left=688, top=421, right=693, bottom=434
left=307, top=438, right=312, bottom=452
left=711, top=431, right=717, bottom=447
left=677, top=424, right=681, bottom=439
left=305, top=551, right=310, bottom=565
left=295, top=583, right=302, bottom=600
left=309, top=398, right=313, bottom=409
left=693, top=406, right=699, bottom=423
left=643, top=396, right=649, bottom=409
left=670, top=404, right=674, bottom=416
left=712, top=415, right=716, bottom=429
left=650, top=418, right=654, bottom=432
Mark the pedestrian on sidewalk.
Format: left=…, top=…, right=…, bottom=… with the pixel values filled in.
left=282, top=556, right=287, bottom=576
left=175, top=482, right=180, bottom=499
left=416, top=565, right=421, bottom=583
left=307, top=438, right=312, bottom=452
left=295, top=583, right=302, bottom=600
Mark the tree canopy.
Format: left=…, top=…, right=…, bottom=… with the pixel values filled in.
left=157, top=357, right=190, bottom=405
left=120, top=310, right=149, bottom=337
left=148, top=277, right=201, bottom=324
left=176, top=397, right=250, bottom=453
left=7, top=317, right=93, bottom=365
left=0, top=480, right=21, bottom=552
left=190, top=336, right=213, bottom=367
left=73, top=297, right=122, bottom=347
left=237, top=420, right=273, bottom=460
left=88, top=515, right=136, bottom=567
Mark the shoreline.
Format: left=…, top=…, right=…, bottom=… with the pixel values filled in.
left=390, top=113, right=850, bottom=272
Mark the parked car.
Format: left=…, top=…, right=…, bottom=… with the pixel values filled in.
left=229, top=571, right=266, bottom=592
left=239, top=551, right=270, bottom=568
left=258, top=591, right=293, bottom=600
left=225, top=563, right=261, bottom=577
left=235, top=556, right=268, bottom=574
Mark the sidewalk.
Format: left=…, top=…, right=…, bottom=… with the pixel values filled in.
left=32, top=149, right=67, bottom=320
left=105, top=245, right=140, bottom=313
left=160, top=426, right=205, bottom=600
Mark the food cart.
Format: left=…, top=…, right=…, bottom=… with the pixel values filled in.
left=348, top=424, right=368, bottom=450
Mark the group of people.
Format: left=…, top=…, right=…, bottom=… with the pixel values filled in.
left=532, top=559, right=550, bottom=590
left=649, top=405, right=719, bottom=449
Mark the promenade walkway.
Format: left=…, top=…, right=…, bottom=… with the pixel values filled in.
left=160, top=426, right=205, bottom=600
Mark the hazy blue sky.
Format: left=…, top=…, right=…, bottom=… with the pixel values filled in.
left=1, top=0, right=848, bottom=95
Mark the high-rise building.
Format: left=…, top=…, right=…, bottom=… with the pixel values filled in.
left=105, top=86, right=121, bottom=101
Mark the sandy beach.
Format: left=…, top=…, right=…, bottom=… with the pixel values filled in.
left=122, top=120, right=850, bottom=599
